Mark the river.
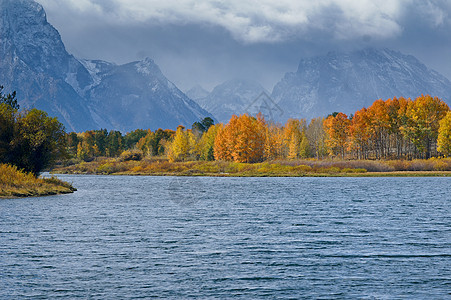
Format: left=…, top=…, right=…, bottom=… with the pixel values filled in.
left=1, top=175, right=450, bottom=298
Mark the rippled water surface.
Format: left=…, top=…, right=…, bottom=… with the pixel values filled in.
left=1, top=175, right=450, bottom=299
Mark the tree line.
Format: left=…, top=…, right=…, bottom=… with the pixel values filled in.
left=3, top=85, right=450, bottom=175
left=324, top=95, right=450, bottom=159
left=66, top=95, right=451, bottom=163
left=165, top=95, right=450, bottom=162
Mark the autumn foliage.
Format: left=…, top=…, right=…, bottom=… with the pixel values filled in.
left=65, top=94, right=450, bottom=163
left=324, top=95, right=449, bottom=159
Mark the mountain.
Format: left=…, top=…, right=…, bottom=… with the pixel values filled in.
left=0, top=0, right=97, bottom=131
left=195, top=79, right=268, bottom=123
left=81, top=58, right=211, bottom=132
left=186, top=85, right=210, bottom=101
left=0, top=0, right=211, bottom=132
left=272, top=48, right=451, bottom=120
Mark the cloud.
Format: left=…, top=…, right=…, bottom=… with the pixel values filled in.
left=38, top=0, right=451, bottom=86
left=40, top=0, right=416, bottom=43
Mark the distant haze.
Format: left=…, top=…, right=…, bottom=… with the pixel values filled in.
left=39, top=0, right=451, bottom=91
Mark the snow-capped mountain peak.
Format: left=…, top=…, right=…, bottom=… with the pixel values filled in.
left=272, top=48, right=451, bottom=120
left=0, top=0, right=212, bottom=132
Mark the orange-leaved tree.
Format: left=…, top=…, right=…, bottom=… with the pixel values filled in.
left=348, top=108, right=370, bottom=159
left=324, top=112, right=350, bottom=159
left=214, top=114, right=266, bottom=163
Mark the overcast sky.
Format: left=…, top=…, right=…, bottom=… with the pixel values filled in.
left=39, top=0, right=451, bottom=91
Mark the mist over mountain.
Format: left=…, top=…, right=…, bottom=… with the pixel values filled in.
left=186, top=85, right=210, bottom=101
left=194, top=79, right=268, bottom=123
left=1, top=0, right=450, bottom=132
left=0, top=0, right=211, bottom=132
left=271, top=48, right=451, bottom=121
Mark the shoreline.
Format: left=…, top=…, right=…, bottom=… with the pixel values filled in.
left=0, top=188, right=76, bottom=199
left=51, top=158, right=451, bottom=178
left=0, top=164, right=77, bottom=199
left=53, top=170, right=451, bottom=178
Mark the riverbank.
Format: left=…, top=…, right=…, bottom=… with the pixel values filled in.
left=52, top=157, right=451, bottom=177
left=0, top=164, right=76, bottom=198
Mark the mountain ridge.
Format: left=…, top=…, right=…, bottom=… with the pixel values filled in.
left=193, top=79, right=268, bottom=123
left=0, top=0, right=212, bottom=132
left=271, top=48, right=451, bottom=120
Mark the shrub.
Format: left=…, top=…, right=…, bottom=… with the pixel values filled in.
left=0, top=163, right=75, bottom=197
left=119, top=150, right=143, bottom=162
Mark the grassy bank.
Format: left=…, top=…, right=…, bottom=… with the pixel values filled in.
left=52, top=157, right=451, bottom=177
left=0, top=164, right=76, bottom=198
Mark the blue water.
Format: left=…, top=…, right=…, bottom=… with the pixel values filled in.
left=1, top=175, right=450, bottom=299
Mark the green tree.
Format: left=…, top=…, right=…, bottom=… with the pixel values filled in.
left=11, top=109, right=67, bottom=175
left=199, top=124, right=220, bottom=161
left=192, top=117, right=215, bottom=136
left=0, top=103, right=17, bottom=163
left=299, top=132, right=310, bottom=158
left=106, top=130, right=123, bottom=157
left=0, top=86, right=19, bottom=110
left=124, top=129, right=148, bottom=149
left=66, top=132, right=79, bottom=157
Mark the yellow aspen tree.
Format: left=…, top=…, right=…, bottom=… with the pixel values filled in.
left=283, top=118, right=306, bottom=159
left=306, top=117, right=327, bottom=159
left=288, top=132, right=300, bottom=159
left=437, top=111, right=451, bottom=156
left=199, top=124, right=220, bottom=161
left=264, top=123, right=284, bottom=160
left=405, top=95, right=449, bottom=158
left=298, top=132, right=310, bottom=158
left=168, top=126, right=190, bottom=162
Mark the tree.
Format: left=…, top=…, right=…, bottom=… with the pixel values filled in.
left=306, top=117, right=327, bottom=159
left=367, top=99, right=390, bottom=159
left=0, top=103, right=17, bottom=163
left=124, top=129, right=147, bottom=149
left=348, top=108, right=370, bottom=159
left=298, top=132, right=310, bottom=158
left=106, top=130, right=123, bottom=157
left=283, top=119, right=307, bottom=159
left=213, top=123, right=230, bottom=161
left=0, top=86, right=19, bottom=110
left=404, top=95, right=449, bottom=158
left=437, top=111, right=451, bottom=156
left=264, top=123, right=284, bottom=160
left=199, top=124, right=220, bottom=161
left=167, top=126, right=198, bottom=162
left=136, top=129, right=175, bottom=157
left=201, top=117, right=215, bottom=131
left=169, top=127, right=189, bottom=162
left=214, top=114, right=266, bottom=163
left=192, top=117, right=215, bottom=136
left=324, top=112, right=350, bottom=159
left=11, top=109, right=67, bottom=175
left=66, top=132, right=79, bottom=157
left=386, top=97, right=410, bottom=158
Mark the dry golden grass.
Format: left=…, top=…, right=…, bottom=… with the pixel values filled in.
left=52, top=157, right=451, bottom=177
left=0, top=164, right=76, bottom=198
